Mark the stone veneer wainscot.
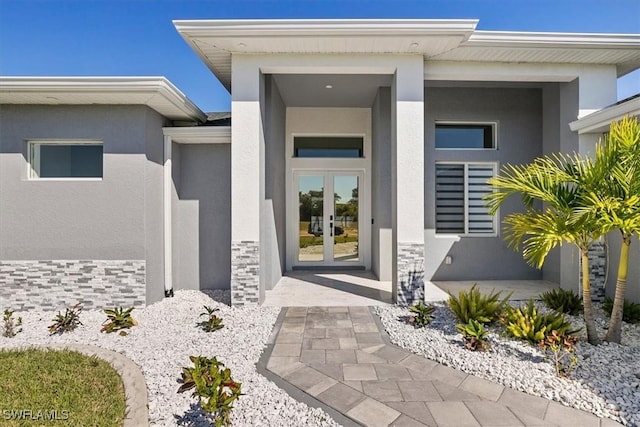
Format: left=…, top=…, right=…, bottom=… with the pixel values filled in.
left=231, top=241, right=260, bottom=306
left=0, top=260, right=146, bottom=311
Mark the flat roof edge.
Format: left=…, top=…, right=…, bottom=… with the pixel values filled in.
left=0, top=76, right=206, bottom=122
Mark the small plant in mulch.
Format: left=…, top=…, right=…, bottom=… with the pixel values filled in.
left=178, top=355, right=242, bottom=427
left=48, top=303, right=82, bottom=335
left=197, top=306, right=224, bottom=332
left=456, top=319, right=491, bottom=351
left=447, top=284, right=511, bottom=324
left=101, top=306, right=137, bottom=336
left=502, top=300, right=580, bottom=344
left=2, top=309, right=22, bottom=338
left=540, top=288, right=583, bottom=315
left=538, top=330, right=579, bottom=377
left=407, top=301, right=436, bottom=328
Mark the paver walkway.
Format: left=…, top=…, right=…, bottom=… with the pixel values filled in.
left=261, top=306, right=621, bottom=427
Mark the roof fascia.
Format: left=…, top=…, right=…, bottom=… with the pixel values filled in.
left=173, top=19, right=480, bottom=37
left=569, top=97, right=640, bottom=133
left=0, top=77, right=206, bottom=122
left=468, top=31, right=640, bottom=48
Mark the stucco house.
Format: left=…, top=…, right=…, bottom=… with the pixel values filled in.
left=1, top=19, right=639, bottom=310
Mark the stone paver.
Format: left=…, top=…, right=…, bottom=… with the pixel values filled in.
left=263, top=307, right=622, bottom=427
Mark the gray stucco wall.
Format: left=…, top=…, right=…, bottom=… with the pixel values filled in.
left=371, top=87, right=392, bottom=281
left=0, top=104, right=167, bottom=309
left=540, top=80, right=580, bottom=288
left=424, top=87, right=543, bottom=281
left=261, top=75, right=287, bottom=293
left=174, top=144, right=231, bottom=291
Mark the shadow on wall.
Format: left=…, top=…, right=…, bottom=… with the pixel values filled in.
left=398, top=267, right=425, bottom=306
left=176, top=144, right=231, bottom=291
left=429, top=235, right=542, bottom=281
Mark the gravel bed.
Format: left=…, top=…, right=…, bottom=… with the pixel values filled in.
left=375, top=302, right=640, bottom=426
left=0, top=290, right=339, bottom=427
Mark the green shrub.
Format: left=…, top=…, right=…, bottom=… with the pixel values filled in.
left=447, top=284, right=511, bottom=324
left=456, top=319, right=490, bottom=351
left=101, top=307, right=137, bottom=336
left=198, top=306, right=224, bottom=332
left=503, top=300, right=580, bottom=343
left=407, top=301, right=435, bottom=328
left=178, top=355, right=242, bottom=427
left=538, top=330, right=579, bottom=377
left=2, top=309, right=22, bottom=338
left=48, top=303, right=82, bottom=335
left=603, top=297, right=640, bottom=324
left=540, top=288, right=583, bottom=315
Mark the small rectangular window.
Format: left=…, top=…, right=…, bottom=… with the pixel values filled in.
left=30, top=141, right=103, bottom=179
left=436, top=162, right=497, bottom=236
left=294, top=136, right=363, bottom=158
left=435, top=123, right=496, bottom=149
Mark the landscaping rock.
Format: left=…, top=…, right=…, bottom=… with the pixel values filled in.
left=375, top=302, right=640, bottom=427
left=0, top=291, right=339, bottom=427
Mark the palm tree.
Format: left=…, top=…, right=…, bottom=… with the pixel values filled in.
left=485, top=154, right=609, bottom=344
left=577, top=116, right=640, bottom=343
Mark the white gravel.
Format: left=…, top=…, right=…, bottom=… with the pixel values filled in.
left=0, top=290, right=339, bottom=427
left=375, top=302, right=640, bottom=426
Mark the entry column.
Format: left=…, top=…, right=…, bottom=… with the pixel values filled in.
left=392, top=57, right=425, bottom=305
left=230, top=57, right=262, bottom=306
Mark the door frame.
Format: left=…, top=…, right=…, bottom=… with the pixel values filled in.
left=286, top=159, right=371, bottom=271
left=291, top=170, right=366, bottom=268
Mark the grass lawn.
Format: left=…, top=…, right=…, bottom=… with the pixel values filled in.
left=0, top=348, right=126, bottom=426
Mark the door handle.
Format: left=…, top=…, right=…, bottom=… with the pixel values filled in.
left=330, top=222, right=333, bottom=237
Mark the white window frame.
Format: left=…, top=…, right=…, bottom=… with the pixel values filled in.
left=435, top=161, right=498, bottom=237
left=28, top=140, right=103, bottom=181
left=434, top=121, right=498, bottom=150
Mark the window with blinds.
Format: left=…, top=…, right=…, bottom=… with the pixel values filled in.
left=435, top=163, right=497, bottom=235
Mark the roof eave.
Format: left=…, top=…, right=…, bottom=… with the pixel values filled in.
left=569, top=96, right=640, bottom=134
left=0, top=77, right=206, bottom=122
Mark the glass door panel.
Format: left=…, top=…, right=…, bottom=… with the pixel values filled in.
left=298, top=175, right=324, bottom=262
left=333, top=175, right=359, bottom=262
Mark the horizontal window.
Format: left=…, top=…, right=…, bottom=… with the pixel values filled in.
left=294, top=136, right=363, bottom=158
left=435, top=162, right=497, bottom=236
left=29, top=141, right=103, bottom=179
left=435, top=123, right=496, bottom=149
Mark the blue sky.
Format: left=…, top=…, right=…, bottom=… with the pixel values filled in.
left=1, top=0, right=639, bottom=112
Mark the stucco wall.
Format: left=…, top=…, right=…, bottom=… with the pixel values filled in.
left=174, top=144, right=231, bottom=291
left=424, top=87, right=543, bottom=281
left=261, top=75, right=287, bottom=292
left=371, top=87, right=392, bottom=281
left=0, top=104, right=167, bottom=308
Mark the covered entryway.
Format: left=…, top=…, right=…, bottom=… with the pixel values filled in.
left=264, top=270, right=392, bottom=306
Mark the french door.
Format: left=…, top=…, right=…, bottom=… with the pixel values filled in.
left=294, top=171, right=363, bottom=267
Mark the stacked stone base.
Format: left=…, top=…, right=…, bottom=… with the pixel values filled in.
left=0, top=260, right=146, bottom=311
left=397, top=243, right=425, bottom=306
left=579, top=240, right=607, bottom=303
left=231, top=241, right=260, bottom=306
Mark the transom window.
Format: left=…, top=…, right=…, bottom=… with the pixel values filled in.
left=435, top=162, right=497, bottom=235
left=29, top=141, right=103, bottom=179
left=435, top=123, right=496, bottom=149
left=294, top=136, right=363, bottom=158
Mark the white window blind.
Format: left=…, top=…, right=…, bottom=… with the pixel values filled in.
left=436, top=163, right=496, bottom=235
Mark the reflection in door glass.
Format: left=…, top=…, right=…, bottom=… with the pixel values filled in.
left=299, top=176, right=324, bottom=262
left=334, top=176, right=359, bottom=262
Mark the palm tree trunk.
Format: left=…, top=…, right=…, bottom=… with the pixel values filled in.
left=604, top=234, right=631, bottom=343
left=581, top=247, right=600, bottom=345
